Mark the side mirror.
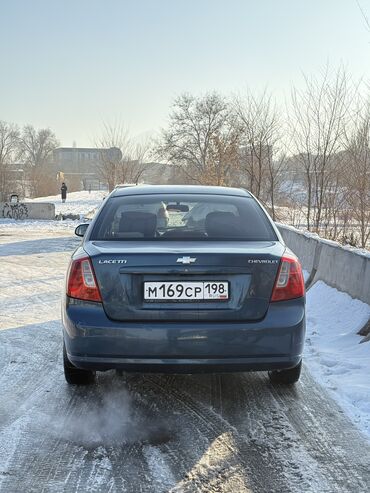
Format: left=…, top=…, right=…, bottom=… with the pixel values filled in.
left=75, top=223, right=90, bottom=237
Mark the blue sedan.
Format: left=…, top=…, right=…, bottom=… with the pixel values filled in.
left=62, top=185, right=305, bottom=385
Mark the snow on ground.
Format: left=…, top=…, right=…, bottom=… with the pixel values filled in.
left=305, top=281, right=370, bottom=439
left=1, top=227, right=370, bottom=490
left=30, top=190, right=107, bottom=216
left=0, top=190, right=107, bottom=232
left=0, top=218, right=79, bottom=233
left=2, top=187, right=370, bottom=442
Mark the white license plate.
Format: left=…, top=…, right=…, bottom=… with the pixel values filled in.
left=144, top=281, right=229, bottom=301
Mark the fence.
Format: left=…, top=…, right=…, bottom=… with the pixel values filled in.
left=278, top=224, right=370, bottom=306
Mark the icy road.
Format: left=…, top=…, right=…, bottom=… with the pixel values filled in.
left=0, top=229, right=370, bottom=493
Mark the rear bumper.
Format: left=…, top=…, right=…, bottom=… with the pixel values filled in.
left=65, top=355, right=302, bottom=373
left=62, top=297, right=305, bottom=373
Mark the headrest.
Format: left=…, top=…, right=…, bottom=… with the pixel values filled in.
left=119, top=211, right=157, bottom=238
left=205, top=211, right=241, bottom=238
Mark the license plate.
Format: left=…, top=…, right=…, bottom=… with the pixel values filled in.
left=144, top=281, right=229, bottom=302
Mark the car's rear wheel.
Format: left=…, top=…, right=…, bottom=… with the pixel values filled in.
left=63, top=343, right=95, bottom=385
left=268, top=360, right=302, bottom=385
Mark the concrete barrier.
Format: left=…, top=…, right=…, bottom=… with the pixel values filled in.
left=278, top=223, right=370, bottom=305
left=0, top=202, right=55, bottom=220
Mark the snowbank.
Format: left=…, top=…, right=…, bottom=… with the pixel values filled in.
left=305, top=281, right=370, bottom=439
left=30, top=190, right=107, bottom=216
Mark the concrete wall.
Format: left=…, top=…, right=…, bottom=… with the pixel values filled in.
left=278, top=224, right=370, bottom=305
left=0, top=202, right=55, bottom=220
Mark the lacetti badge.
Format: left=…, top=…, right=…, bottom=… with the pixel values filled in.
left=177, top=256, right=196, bottom=264
left=98, top=259, right=127, bottom=264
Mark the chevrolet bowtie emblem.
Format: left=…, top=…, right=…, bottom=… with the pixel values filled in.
left=176, top=256, right=196, bottom=264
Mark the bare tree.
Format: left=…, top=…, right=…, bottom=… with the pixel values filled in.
left=290, top=66, right=350, bottom=231
left=20, top=125, right=59, bottom=197
left=123, top=140, right=151, bottom=184
left=0, top=121, right=21, bottom=201
left=320, top=159, right=349, bottom=240
left=205, top=129, right=241, bottom=186
left=234, top=90, right=285, bottom=218
left=95, top=123, right=134, bottom=191
left=344, top=101, right=370, bottom=247
left=156, top=92, right=240, bottom=185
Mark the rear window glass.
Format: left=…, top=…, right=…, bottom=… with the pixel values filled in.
left=91, top=194, right=277, bottom=241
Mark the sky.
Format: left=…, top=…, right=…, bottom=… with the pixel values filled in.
left=0, top=0, right=370, bottom=147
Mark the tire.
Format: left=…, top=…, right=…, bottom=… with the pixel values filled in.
left=63, top=343, right=95, bottom=385
left=268, top=360, right=302, bottom=385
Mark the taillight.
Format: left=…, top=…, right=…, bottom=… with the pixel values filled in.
left=271, top=252, right=305, bottom=302
left=66, top=256, right=102, bottom=302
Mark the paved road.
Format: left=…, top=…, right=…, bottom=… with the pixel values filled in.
left=0, top=231, right=369, bottom=493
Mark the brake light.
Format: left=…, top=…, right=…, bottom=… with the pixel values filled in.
left=67, top=256, right=102, bottom=302
left=271, top=252, right=305, bottom=302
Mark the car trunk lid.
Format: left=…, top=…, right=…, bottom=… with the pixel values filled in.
left=85, top=240, right=284, bottom=322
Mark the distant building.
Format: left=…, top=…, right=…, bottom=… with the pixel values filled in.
left=53, top=146, right=122, bottom=190
left=53, top=147, right=182, bottom=189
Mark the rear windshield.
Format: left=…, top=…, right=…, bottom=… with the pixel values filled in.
left=91, top=193, right=277, bottom=241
